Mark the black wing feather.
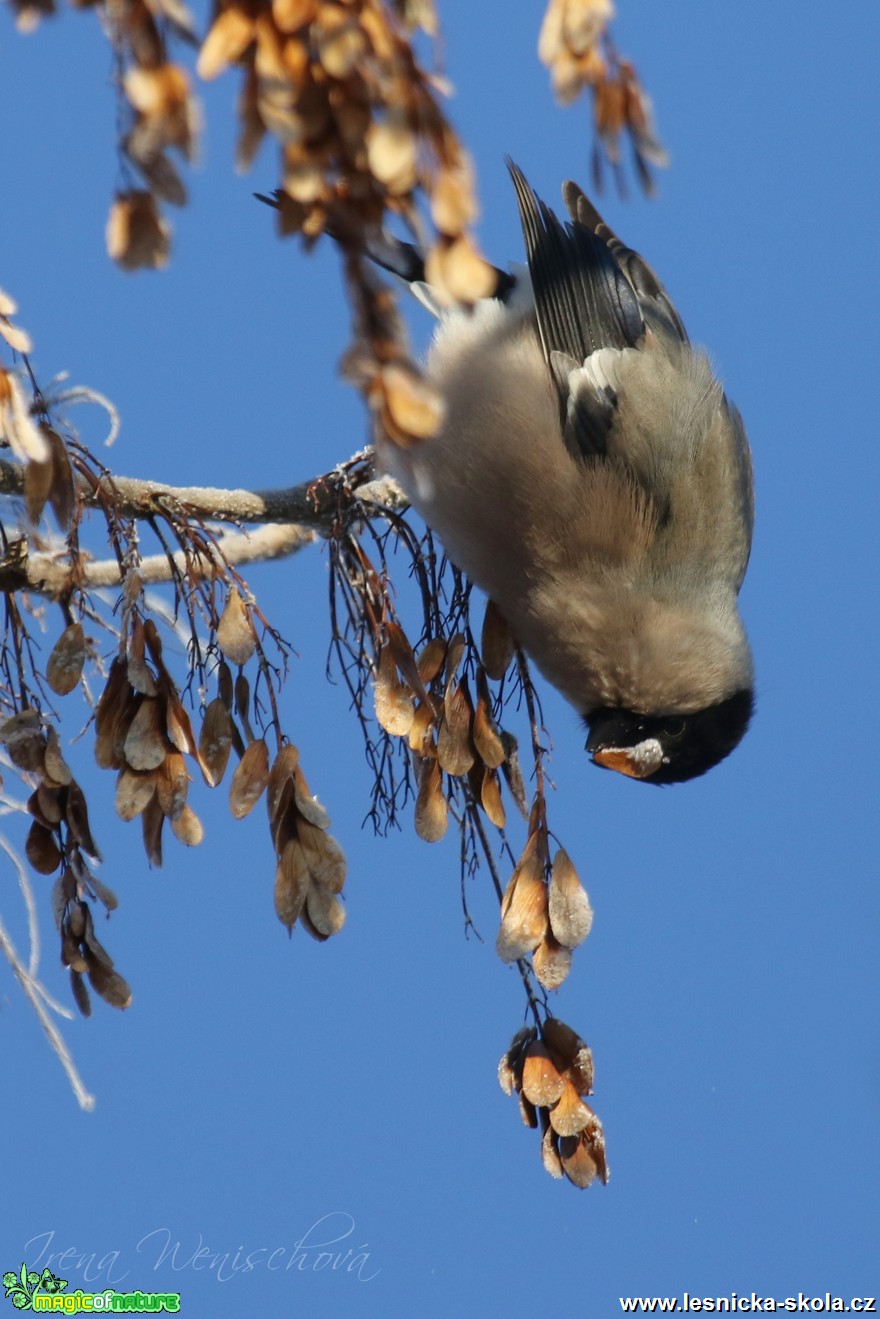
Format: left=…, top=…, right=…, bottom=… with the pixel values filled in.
left=507, top=160, right=643, bottom=367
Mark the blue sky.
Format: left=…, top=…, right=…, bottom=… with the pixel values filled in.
left=2, top=2, right=879, bottom=1315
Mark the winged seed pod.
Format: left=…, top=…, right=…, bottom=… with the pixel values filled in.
left=297, top=818, right=346, bottom=893
left=46, top=622, right=86, bottom=696
left=481, top=598, right=515, bottom=680
left=171, top=803, right=204, bottom=846
left=115, top=766, right=157, bottom=821
left=414, top=755, right=447, bottom=842
left=521, top=1042, right=567, bottom=1107
left=472, top=670, right=505, bottom=769
left=292, top=766, right=331, bottom=829
left=548, top=847, right=594, bottom=949
left=416, top=637, right=447, bottom=685
left=532, top=932, right=573, bottom=990
left=559, top=1116, right=609, bottom=1189
left=437, top=675, right=474, bottom=776
left=229, top=737, right=270, bottom=819
left=25, top=820, right=62, bottom=875
left=496, top=834, right=549, bottom=963
left=374, top=642, right=415, bottom=736
left=500, top=1015, right=607, bottom=1188
left=199, top=697, right=234, bottom=787
left=303, top=884, right=346, bottom=940
left=498, top=1026, right=538, bottom=1097
left=217, top=586, right=257, bottom=666
left=267, top=744, right=300, bottom=828
left=267, top=746, right=347, bottom=936
left=124, top=697, right=167, bottom=771
left=479, top=767, right=506, bottom=828
left=44, top=725, right=72, bottom=785
left=274, top=838, right=310, bottom=933
left=127, top=617, right=159, bottom=697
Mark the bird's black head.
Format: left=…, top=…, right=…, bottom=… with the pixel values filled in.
left=584, top=689, right=754, bottom=785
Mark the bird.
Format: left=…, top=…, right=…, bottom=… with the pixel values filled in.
left=372, top=161, right=755, bottom=784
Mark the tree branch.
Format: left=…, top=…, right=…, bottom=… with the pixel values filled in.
left=0, top=451, right=407, bottom=529
left=23, top=524, right=316, bottom=598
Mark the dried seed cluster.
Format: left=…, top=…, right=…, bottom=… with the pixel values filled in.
left=95, top=617, right=206, bottom=865
left=372, top=621, right=525, bottom=844
left=203, top=0, right=494, bottom=302
left=1, top=290, right=78, bottom=539
left=102, top=0, right=202, bottom=269
left=0, top=708, right=130, bottom=1015
left=499, top=1017, right=608, bottom=1188
left=539, top=0, right=667, bottom=193
left=497, top=830, right=593, bottom=992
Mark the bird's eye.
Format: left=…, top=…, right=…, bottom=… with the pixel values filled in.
left=664, top=718, right=686, bottom=739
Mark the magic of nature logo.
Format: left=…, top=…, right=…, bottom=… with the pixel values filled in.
left=2, top=1265, right=180, bottom=1312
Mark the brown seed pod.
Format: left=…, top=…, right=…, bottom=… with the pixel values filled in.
left=46, top=622, right=86, bottom=696
left=267, top=743, right=300, bottom=825
left=170, top=804, right=204, bottom=847
left=199, top=697, right=234, bottom=787
left=499, top=733, right=528, bottom=818
left=124, top=697, right=168, bottom=771
left=304, top=885, right=346, bottom=939
left=297, top=818, right=347, bottom=894
left=141, top=793, right=164, bottom=868
left=414, top=755, right=447, bottom=842
left=0, top=709, right=45, bottom=773
left=496, top=835, right=549, bottom=963
left=274, top=836, right=311, bottom=933
left=437, top=676, right=474, bottom=776
left=217, top=585, right=257, bottom=666
left=473, top=673, right=505, bottom=769
left=229, top=738, right=270, bottom=819
left=65, top=780, right=102, bottom=860
left=86, top=959, right=133, bottom=1010
left=548, top=847, right=594, bottom=948
left=541, top=1120, right=565, bottom=1180
left=44, top=725, right=72, bottom=786
left=559, top=1114, right=609, bottom=1189
left=498, top=1025, right=538, bottom=1095
left=127, top=617, right=159, bottom=697
left=156, top=751, right=189, bottom=821
left=407, top=701, right=436, bottom=757
left=541, top=1018, right=594, bottom=1097
left=521, top=1043, right=567, bottom=1107
left=164, top=686, right=197, bottom=758
left=481, top=598, right=515, bottom=679
left=532, top=932, right=573, bottom=991
left=548, top=1080, right=594, bottom=1137
left=374, top=642, right=415, bottom=736
left=292, top=766, right=331, bottom=829
left=115, top=766, right=157, bottom=821
left=25, top=819, right=62, bottom=875
left=479, top=767, right=506, bottom=828
left=416, top=637, right=447, bottom=685
left=94, top=660, right=132, bottom=770
left=70, top=969, right=92, bottom=1018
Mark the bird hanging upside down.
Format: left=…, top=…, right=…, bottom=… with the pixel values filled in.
left=372, top=161, right=755, bottom=785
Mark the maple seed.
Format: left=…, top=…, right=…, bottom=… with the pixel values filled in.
left=229, top=738, right=270, bottom=819
left=548, top=847, right=594, bottom=948
left=217, top=586, right=257, bottom=666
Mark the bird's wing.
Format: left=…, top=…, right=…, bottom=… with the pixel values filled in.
left=561, top=181, right=689, bottom=347
left=509, top=160, right=688, bottom=461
